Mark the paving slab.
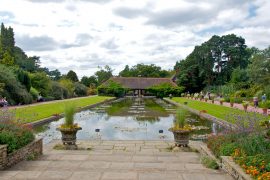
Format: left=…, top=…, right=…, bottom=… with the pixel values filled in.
left=1, top=140, right=233, bottom=180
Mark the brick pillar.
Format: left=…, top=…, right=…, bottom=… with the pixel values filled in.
left=0, top=145, right=7, bottom=170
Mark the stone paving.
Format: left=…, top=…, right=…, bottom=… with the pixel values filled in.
left=0, top=140, right=233, bottom=180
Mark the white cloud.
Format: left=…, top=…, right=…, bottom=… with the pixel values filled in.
left=0, top=0, right=269, bottom=78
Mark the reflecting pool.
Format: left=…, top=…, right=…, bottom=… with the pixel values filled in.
left=34, top=98, right=223, bottom=144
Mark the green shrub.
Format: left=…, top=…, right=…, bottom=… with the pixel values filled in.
left=98, top=80, right=128, bottom=97
left=147, top=83, right=184, bottom=98
left=0, top=64, right=33, bottom=105
left=0, top=123, right=35, bottom=153
left=50, top=81, right=66, bottom=100
left=74, top=82, right=88, bottom=97
left=30, top=87, right=39, bottom=101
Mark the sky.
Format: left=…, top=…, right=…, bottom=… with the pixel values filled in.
left=0, top=0, right=270, bottom=78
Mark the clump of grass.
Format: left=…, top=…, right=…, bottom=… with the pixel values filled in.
left=201, top=156, right=219, bottom=169
left=64, top=103, right=75, bottom=127
left=53, top=144, right=66, bottom=150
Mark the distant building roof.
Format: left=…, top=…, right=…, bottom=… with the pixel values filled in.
left=105, top=77, right=178, bottom=89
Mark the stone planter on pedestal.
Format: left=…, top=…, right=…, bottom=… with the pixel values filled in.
left=169, top=129, right=190, bottom=147
left=57, top=127, right=82, bottom=150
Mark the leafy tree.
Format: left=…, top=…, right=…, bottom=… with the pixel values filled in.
left=119, top=64, right=170, bottom=78
left=247, top=47, right=270, bottom=85
left=47, top=69, right=61, bottom=81
left=81, top=75, right=97, bottom=87
left=95, top=65, right=113, bottom=85
left=30, top=72, right=52, bottom=97
left=174, top=34, right=250, bottom=92
left=66, top=70, right=78, bottom=82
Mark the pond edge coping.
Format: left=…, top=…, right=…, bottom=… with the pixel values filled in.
left=163, top=98, right=237, bottom=130
left=25, top=97, right=117, bottom=128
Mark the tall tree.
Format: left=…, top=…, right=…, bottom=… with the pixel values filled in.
left=95, top=65, right=113, bottom=85
left=66, top=70, right=79, bottom=82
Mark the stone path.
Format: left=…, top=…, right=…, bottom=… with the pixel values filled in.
left=0, top=140, right=233, bottom=180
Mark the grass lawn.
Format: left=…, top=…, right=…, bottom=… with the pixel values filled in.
left=11, top=96, right=113, bottom=123
left=171, top=97, right=267, bottom=124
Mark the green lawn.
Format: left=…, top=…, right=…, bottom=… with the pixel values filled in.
left=12, top=96, right=113, bottom=123
left=171, top=97, right=267, bottom=124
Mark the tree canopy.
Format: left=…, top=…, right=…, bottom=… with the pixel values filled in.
left=119, top=64, right=170, bottom=78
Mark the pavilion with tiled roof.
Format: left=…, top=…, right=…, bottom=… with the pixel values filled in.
left=105, top=77, right=178, bottom=96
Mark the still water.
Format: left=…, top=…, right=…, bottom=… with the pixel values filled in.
left=35, top=98, right=223, bottom=144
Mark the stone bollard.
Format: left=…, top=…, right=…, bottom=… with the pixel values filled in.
left=0, top=145, right=7, bottom=170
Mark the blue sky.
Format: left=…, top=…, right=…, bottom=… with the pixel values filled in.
left=0, top=0, right=269, bottom=78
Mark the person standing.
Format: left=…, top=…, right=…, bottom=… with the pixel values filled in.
left=262, top=94, right=266, bottom=102
left=253, top=96, right=259, bottom=108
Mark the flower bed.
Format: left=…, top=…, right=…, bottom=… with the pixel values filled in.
left=207, top=133, right=270, bottom=179
left=0, top=122, right=42, bottom=169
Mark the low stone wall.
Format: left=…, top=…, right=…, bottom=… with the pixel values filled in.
left=164, top=98, right=237, bottom=130
left=0, top=139, right=43, bottom=170
left=221, top=156, right=252, bottom=180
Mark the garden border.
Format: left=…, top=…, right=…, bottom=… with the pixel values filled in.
left=0, top=138, right=43, bottom=170
left=164, top=98, right=237, bottom=129
left=221, top=156, right=252, bottom=180
left=25, top=97, right=117, bottom=128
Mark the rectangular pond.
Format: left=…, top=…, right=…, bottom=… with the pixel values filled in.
left=34, top=98, right=223, bottom=144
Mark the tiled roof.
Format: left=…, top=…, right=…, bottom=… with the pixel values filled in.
left=105, top=77, right=177, bottom=89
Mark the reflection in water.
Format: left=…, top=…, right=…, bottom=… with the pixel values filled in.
left=35, top=98, right=223, bottom=144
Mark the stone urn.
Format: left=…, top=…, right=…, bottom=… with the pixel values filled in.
left=57, top=127, right=82, bottom=149
left=169, top=128, right=190, bottom=147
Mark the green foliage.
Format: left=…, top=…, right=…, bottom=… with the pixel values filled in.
left=64, top=104, right=75, bottom=127
left=30, top=72, right=52, bottom=97
left=95, top=65, right=113, bottom=85
left=201, top=156, right=219, bottom=169
left=247, top=47, right=270, bottom=85
left=119, top=64, right=170, bottom=78
left=30, top=87, right=39, bottom=101
left=50, top=81, right=67, bottom=100
left=59, top=78, right=75, bottom=98
left=98, top=80, right=127, bottom=97
left=74, top=82, right=88, bottom=97
left=0, top=64, right=32, bottom=105
left=66, top=70, right=78, bottom=82
left=175, top=108, right=187, bottom=129
left=0, top=123, right=34, bottom=154
left=175, top=34, right=250, bottom=92
left=81, top=75, right=97, bottom=87
left=147, top=83, right=184, bottom=98
left=16, top=69, right=31, bottom=91
left=1, top=51, right=14, bottom=66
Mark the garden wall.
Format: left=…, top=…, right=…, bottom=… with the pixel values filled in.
left=0, top=139, right=43, bottom=170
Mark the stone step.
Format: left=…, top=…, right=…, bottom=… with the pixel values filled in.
left=0, top=169, right=232, bottom=180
